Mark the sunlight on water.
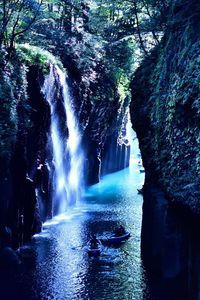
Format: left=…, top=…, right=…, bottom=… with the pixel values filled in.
left=0, top=136, right=148, bottom=300
left=35, top=118, right=146, bottom=299
left=31, top=141, right=146, bottom=300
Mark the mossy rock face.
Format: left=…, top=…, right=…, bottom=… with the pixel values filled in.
left=0, top=47, right=53, bottom=243
left=0, top=45, right=63, bottom=163
left=68, top=48, right=131, bottom=181
left=130, top=0, right=200, bottom=213
left=16, top=44, right=63, bottom=73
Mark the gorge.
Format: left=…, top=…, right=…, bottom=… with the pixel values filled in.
left=0, top=0, right=200, bottom=299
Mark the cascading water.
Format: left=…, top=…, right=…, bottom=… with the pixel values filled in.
left=126, top=111, right=141, bottom=166
left=42, top=64, right=84, bottom=215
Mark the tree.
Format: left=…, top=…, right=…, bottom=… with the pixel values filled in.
left=0, top=0, right=43, bottom=50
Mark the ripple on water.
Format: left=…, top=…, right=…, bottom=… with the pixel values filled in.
left=2, top=161, right=147, bottom=300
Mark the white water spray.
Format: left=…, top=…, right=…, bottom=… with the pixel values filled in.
left=126, top=111, right=138, bottom=165
left=42, top=64, right=84, bottom=215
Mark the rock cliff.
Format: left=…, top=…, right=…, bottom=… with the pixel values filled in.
left=65, top=58, right=131, bottom=185
left=0, top=47, right=130, bottom=248
left=130, top=0, right=200, bottom=214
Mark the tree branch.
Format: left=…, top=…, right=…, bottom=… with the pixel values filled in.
left=133, top=0, right=148, bottom=56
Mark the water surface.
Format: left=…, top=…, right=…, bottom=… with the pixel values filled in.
left=0, top=151, right=148, bottom=300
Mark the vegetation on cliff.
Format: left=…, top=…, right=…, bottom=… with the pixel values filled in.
left=0, top=45, right=63, bottom=163
left=0, top=0, right=167, bottom=177
left=3, top=0, right=197, bottom=246
left=131, top=0, right=200, bottom=213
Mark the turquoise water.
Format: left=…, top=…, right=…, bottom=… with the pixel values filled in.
left=0, top=143, right=148, bottom=300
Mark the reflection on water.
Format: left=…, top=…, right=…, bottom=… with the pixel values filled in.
left=0, top=142, right=148, bottom=300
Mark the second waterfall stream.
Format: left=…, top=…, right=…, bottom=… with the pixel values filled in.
left=42, top=64, right=84, bottom=215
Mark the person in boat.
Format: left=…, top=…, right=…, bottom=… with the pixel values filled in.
left=114, top=225, right=126, bottom=237
left=90, top=235, right=100, bottom=249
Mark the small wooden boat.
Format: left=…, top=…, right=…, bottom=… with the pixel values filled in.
left=88, top=247, right=101, bottom=257
left=108, top=232, right=130, bottom=244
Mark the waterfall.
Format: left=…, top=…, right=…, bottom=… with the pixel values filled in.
left=42, top=64, right=84, bottom=215
left=126, top=111, right=140, bottom=165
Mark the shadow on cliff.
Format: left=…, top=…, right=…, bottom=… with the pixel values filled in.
left=141, top=183, right=200, bottom=300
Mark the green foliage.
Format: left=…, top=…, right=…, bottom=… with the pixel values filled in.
left=16, top=43, right=63, bottom=72
left=0, top=0, right=43, bottom=49
left=0, top=44, right=63, bottom=160
left=0, top=0, right=172, bottom=161
left=131, top=3, right=200, bottom=211
left=0, top=59, right=21, bottom=160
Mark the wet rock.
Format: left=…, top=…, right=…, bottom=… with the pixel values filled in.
left=142, top=183, right=200, bottom=299
left=34, top=162, right=52, bottom=221
left=84, top=142, right=101, bottom=185
left=0, top=226, right=12, bottom=248
left=16, top=245, right=36, bottom=267
left=0, top=247, right=21, bottom=268
left=101, top=136, right=130, bottom=175
left=0, top=162, right=12, bottom=231
left=22, top=176, right=41, bottom=241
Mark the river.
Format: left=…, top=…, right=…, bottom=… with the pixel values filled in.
left=0, top=140, right=151, bottom=300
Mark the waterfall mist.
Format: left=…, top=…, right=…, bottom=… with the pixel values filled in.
left=126, top=111, right=138, bottom=164
left=42, top=64, right=84, bottom=215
